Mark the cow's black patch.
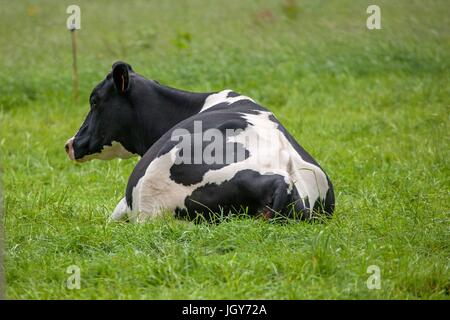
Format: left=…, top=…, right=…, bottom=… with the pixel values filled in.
left=169, top=141, right=250, bottom=185
left=227, top=91, right=241, bottom=98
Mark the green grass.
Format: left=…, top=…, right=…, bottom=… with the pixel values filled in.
left=0, top=0, right=449, bottom=299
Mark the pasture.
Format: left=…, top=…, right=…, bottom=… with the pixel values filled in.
left=0, top=0, right=449, bottom=299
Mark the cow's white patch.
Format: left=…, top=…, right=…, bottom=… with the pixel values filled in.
left=239, top=112, right=329, bottom=208
left=200, top=90, right=255, bottom=113
left=128, top=110, right=329, bottom=223
left=110, top=197, right=130, bottom=221
left=77, top=141, right=137, bottom=162
left=65, top=136, right=76, bottom=160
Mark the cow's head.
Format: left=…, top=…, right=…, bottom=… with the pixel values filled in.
left=65, top=61, right=139, bottom=162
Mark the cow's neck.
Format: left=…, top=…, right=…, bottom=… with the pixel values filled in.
left=131, top=80, right=210, bottom=156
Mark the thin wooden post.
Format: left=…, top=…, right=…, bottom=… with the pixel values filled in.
left=66, top=4, right=81, bottom=103
left=71, top=29, right=78, bottom=103
left=0, top=175, right=5, bottom=300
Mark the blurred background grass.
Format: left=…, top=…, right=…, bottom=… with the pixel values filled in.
left=0, top=0, right=449, bottom=299
left=0, top=0, right=448, bottom=109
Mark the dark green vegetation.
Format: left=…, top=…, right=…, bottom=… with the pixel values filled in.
left=0, top=0, right=448, bottom=299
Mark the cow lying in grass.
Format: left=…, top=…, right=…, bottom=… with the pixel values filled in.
left=65, top=62, right=334, bottom=222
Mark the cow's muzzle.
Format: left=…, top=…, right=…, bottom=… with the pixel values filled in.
left=65, top=137, right=75, bottom=160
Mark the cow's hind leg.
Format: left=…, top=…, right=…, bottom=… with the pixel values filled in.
left=182, top=170, right=309, bottom=221
left=257, top=175, right=310, bottom=220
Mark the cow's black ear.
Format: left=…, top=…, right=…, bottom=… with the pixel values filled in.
left=112, top=61, right=132, bottom=94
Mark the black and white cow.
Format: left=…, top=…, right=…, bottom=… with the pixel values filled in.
left=65, top=62, right=334, bottom=222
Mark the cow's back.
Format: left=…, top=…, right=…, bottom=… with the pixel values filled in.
left=125, top=92, right=334, bottom=220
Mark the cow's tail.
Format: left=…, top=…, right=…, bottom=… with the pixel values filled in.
left=284, top=151, right=335, bottom=218
left=110, top=197, right=131, bottom=221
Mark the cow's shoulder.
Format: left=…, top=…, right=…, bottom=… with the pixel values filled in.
left=199, top=89, right=251, bottom=112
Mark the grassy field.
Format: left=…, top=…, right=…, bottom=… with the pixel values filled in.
left=0, top=0, right=449, bottom=299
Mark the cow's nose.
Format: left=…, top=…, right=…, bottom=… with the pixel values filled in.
left=65, top=137, right=75, bottom=160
